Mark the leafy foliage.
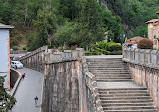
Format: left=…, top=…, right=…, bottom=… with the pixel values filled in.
left=137, top=39, right=153, bottom=49
left=0, top=76, right=16, bottom=111
left=107, top=42, right=122, bottom=52
left=2, top=0, right=158, bottom=50
left=13, top=46, right=18, bottom=51
left=106, top=0, right=159, bottom=37
left=85, top=41, right=122, bottom=55
left=55, top=22, right=78, bottom=46
left=78, top=0, right=105, bottom=46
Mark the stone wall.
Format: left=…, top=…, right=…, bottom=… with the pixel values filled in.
left=19, top=46, right=48, bottom=72
left=42, top=48, right=103, bottom=112
left=123, top=47, right=159, bottom=110
left=82, top=57, right=103, bottom=112
left=10, top=69, right=19, bottom=88
left=19, top=46, right=103, bottom=112
left=42, top=48, right=88, bottom=112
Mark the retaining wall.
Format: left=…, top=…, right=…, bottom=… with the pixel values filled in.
left=123, top=47, right=159, bottom=110
left=19, top=46, right=48, bottom=72
left=19, top=46, right=104, bottom=112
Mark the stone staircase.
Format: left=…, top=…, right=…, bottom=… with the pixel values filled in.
left=86, top=56, right=157, bottom=112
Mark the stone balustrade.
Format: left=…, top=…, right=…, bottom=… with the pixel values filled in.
left=82, top=56, right=104, bottom=112
left=123, top=47, right=159, bottom=110
left=19, top=46, right=82, bottom=73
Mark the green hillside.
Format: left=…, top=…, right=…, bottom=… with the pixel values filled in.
left=0, top=0, right=158, bottom=50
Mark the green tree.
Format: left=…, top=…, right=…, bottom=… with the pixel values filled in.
left=55, top=22, right=79, bottom=46
left=0, top=76, right=16, bottom=111
left=107, top=30, right=114, bottom=42
left=99, top=10, right=122, bottom=42
left=78, top=0, right=104, bottom=46
left=35, top=5, right=57, bottom=48
left=59, top=0, right=82, bottom=20
left=133, top=25, right=148, bottom=38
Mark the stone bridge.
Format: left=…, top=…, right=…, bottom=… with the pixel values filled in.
left=18, top=46, right=159, bottom=112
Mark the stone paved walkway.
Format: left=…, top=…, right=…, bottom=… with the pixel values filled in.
left=9, top=68, right=43, bottom=112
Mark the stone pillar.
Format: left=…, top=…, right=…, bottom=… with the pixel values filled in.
left=144, top=49, right=152, bottom=65
left=151, top=50, right=158, bottom=65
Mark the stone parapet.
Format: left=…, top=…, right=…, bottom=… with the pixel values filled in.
left=82, top=57, right=104, bottom=112
left=19, top=46, right=83, bottom=73
left=123, top=47, right=159, bottom=111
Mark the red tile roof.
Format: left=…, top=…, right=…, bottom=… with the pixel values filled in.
left=126, top=37, right=144, bottom=45
left=146, top=19, right=158, bottom=24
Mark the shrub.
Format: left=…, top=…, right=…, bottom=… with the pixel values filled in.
left=98, top=41, right=107, bottom=50
left=13, top=46, right=19, bottom=51
left=137, top=39, right=153, bottom=49
left=107, top=42, right=122, bottom=51
left=22, top=47, right=26, bottom=50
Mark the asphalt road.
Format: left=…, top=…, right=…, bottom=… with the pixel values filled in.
left=9, top=68, right=43, bottom=112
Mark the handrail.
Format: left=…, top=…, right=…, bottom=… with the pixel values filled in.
left=82, top=57, right=104, bottom=112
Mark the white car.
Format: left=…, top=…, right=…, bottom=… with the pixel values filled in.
left=11, top=61, right=23, bottom=69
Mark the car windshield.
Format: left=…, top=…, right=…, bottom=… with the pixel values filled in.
left=16, top=62, right=22, bottom=64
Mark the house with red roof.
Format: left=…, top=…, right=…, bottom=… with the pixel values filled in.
left=126, top=36, right=144, bottom=46
left=146, top=12, right=159, bottom=49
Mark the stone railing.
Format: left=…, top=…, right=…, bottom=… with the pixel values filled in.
left=42, top=47, right=103, bottom=112
left=82, top=57, right=104, bottom=112
left=19, top=46, right=48, bottom=72
left=123, top=47, right=159, bottom=110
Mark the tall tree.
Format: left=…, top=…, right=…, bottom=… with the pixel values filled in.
left=34, top=5, right=57, bottom=47
left=59, top=0, right=82, bottom=20
left=78, top=0, right=104, bottom=46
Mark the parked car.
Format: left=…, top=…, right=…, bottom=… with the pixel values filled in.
left=11, top=61, right=23, bottom=69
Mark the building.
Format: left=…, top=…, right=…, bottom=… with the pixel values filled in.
left=0, top=23, right=14, bottom=90
left=126, top=36, right=144, bottom=46
left=146, top=11, right=159, bottom=49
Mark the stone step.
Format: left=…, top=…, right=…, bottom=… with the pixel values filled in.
left=88, top=68, right=129, bottom=70
left=98, top=88, right=147, bottom=91
left=87, top=63, right=126, bottom=65
left=91, top=71, right=130, bottom=74
left=104, top=109, right=157, bottom=112
left=86, top=58, right=157, bottom=111
left=101, top=99, right=153, bottom=103
left=89, top=67, right=128, bottom=69
left=92, top=72, right=130, bottom=74
left=99, top=90, right=148, bottom=94
left=99, top=93, right=150, bottom=97
left=88, top=66, right=128, bottom=68
left=103, top=106, right=155, bottom=110
left=96, top=77, right=132, bottom=80
left=102, top=103, right=154, bottom=107
left=96, top=79, right=132, bottom=82
left=100, top=96, right=151, bottom=100
left=86, top=58, right=123, bottom=60
left=87, top=63, right=127, bottom=66
left=90, top=70, right=129, bottom=72
left=91, top=72, right=131, bottom=77
left=95, top=75, right=131, bottom=77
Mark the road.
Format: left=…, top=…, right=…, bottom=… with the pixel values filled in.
left=9, top=68, right=43, bottom=112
